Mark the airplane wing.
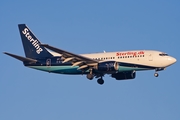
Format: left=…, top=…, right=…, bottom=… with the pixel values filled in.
left=40, top=44, right=99, bottom=69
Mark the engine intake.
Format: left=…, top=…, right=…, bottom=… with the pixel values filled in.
left=95, top=61, right=119, bottom=72
left=111, top=71, right=136, bottom=80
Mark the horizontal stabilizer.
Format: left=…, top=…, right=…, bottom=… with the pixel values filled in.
left=4, top=52, right=37, bottom=63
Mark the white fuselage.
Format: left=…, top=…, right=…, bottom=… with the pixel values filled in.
left=51, top=50, right=176, bottom=69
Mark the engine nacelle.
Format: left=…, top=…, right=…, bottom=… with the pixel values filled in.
left=95, top=61, right=119, bottom=72
left=111, top=71, right=136, bottom=80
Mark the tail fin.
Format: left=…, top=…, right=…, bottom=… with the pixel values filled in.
left=18, top=24, right=53, bottom=59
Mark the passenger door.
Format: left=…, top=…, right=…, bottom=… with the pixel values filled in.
left=46, top=59, right=51, bottom=72
left=149, top=54, right=153, bottom=61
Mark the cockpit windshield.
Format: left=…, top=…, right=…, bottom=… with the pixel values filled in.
left=159, top=53, right=168, bottom=56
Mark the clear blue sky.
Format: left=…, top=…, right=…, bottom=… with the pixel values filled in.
left=1, top=0, right=180, bottom=120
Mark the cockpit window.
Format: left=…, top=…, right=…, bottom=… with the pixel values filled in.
left=159, top=53, right=168, bottom=56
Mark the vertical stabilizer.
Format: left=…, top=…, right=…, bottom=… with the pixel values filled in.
left=18, top=24, right=53, bottom=59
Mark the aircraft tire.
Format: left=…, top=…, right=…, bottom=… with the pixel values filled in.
left=154, top=73, right=159, bottom=77
left=87, top=74, right=94, bottom=80
left=97, top=78, right=104, bottom=85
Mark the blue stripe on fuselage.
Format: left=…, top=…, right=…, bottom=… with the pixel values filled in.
left=24, top=57, right=155, bottom=74
left=27, top=64, right=154, bottom=75
left=28, top=66, right=85, bottom=74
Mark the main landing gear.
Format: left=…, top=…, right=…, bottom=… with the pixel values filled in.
left=86, top=73, right=94, bottom=80
left=86, top=69, right=94, bottom=80
left=97, top=77, right=104, bottom=85
left=86, top=73, right=104, bottom=85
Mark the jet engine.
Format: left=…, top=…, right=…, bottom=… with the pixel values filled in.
left=111, top=71, right=136, bottom=80
left=95, top=61, right=119, bottom=72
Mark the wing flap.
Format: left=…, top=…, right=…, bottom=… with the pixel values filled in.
left=62, top=57, right=74, bottom=63
left=40, top=44, right=98, bottom=63
left=40, top=44, right=98, bottom=69
left=72, top=61, right=84, bottom=67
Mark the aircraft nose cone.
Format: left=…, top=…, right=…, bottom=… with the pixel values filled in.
left=173, top=57, right=177, bottom=63
left=168, top=57, right=177, bottom=65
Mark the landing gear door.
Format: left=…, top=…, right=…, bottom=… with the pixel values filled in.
left=149, top=54, right=153, bottom=61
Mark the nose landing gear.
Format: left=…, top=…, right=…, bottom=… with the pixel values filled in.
left=154, top=68, right=165, bottom=77
left=154, top=73, right=159, bottom=77
left=154, top=68, right=161, bottom=77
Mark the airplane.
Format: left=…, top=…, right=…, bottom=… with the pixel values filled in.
left=4, top=24, right=177, bottom=85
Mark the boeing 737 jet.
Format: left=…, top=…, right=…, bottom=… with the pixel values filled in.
left=4, top=24, right=177, bottom=85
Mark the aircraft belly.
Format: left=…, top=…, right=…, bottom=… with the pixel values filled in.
left=117, top=62, right=155, bottom=72
left=28, top=66, right=84, bottom=74
left=118, top=66, right=151, bottom=72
